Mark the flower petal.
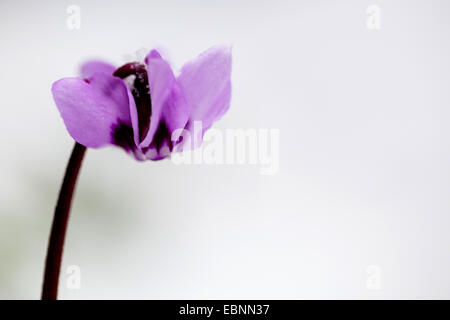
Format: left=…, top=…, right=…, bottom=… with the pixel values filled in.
left=52, top=74, right=134, bottom=148
left=139, top=50, right=189, bottom=148
left=80, top=60, right=116, bottom=78
left=177, top=46, right=232, bottom=131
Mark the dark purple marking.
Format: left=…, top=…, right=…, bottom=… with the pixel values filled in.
left=148, top=120, right=172, bottom=153
left=111, top=121, right=136, bottom=152
left=139, top=121, right=173, bottom=160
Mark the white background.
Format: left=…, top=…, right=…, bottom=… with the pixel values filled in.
left=0, top=0, right=449, bottom=299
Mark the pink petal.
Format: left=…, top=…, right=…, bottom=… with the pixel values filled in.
left=140, top=50, right=189, bottom=148
left=52, top=74, right=134, bottom=148
left=177, top=46, right=232, bottom=131
left=80, top=60, right=116, bottom=78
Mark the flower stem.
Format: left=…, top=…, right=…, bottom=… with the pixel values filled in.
left=41, top=142, right=86, bottom=300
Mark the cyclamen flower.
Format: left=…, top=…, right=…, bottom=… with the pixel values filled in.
left=52, top=46, right=232, bottom=160
left=41, top=46, right=232, bottom=300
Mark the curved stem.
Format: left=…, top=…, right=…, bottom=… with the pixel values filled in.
left=41, top=142, right=86, bottom=300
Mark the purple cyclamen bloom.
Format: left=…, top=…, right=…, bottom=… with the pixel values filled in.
left=52, top=46, right=232, bottom=160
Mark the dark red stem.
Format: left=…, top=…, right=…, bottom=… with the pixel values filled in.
left=41, top=142, right=86, bottom=300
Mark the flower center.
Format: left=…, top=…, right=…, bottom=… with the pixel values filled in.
left=113, top=62, right=151, bottom=143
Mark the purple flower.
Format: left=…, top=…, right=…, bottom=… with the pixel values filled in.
left=52, top=46, right=232, bottom=160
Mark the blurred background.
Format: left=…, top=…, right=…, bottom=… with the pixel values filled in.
left=1, top=0, right=450, bottom=299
